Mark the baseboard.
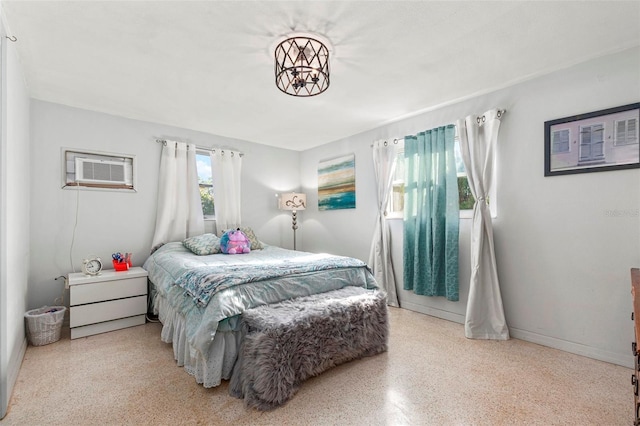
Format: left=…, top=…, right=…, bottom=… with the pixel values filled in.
left=9, top=336, right=27, bottom=391
left=400, top=301, right=465, bottom=324
left=397, top=305, right=634, bottom=369
left=1, top=336, right=27, bottom=419
left=509, top=327, right=634, bottom=369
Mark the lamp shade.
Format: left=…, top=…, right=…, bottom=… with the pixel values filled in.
left=279, top=193, right=306, bottom=211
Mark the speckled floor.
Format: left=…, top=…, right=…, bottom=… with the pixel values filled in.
left=2, top=307, right=632, bottom=425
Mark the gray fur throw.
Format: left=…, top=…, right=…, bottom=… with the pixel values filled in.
left=229, top=286, right=389, bottom=411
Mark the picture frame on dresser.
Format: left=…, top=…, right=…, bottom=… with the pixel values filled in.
left=544, top=102, right=640, bottom=177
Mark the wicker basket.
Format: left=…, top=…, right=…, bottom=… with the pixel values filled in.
left=25, top=306, right=66, bottom=346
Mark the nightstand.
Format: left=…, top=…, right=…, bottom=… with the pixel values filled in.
left=68, top=267, right=148, bottom=339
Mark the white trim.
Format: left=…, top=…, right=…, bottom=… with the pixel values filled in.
left=400, top=301, right=465, bottom=324
left=0, top=14, right=9, bottom=419
left=459, top=209, right=473, bottom=219
left=399, top=305, right=633, bottom=368
left=5, top=337, right=26, bottom=411
left=509, top=326, right=633, bottom=369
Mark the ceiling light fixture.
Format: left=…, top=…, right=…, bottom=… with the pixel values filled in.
left=274, top=35, right=330, bottom=97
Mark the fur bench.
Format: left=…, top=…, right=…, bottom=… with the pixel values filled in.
left=229, top=286, right=388, bottom=410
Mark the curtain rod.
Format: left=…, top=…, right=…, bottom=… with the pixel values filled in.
left=371, top=109, right=507, bottom=147
left=370, top=138, right=401, bottom=148
left=476, top=109, right=507, bottom=124
left=155, top=139, right=244, bottom=157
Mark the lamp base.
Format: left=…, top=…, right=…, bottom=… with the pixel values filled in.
left=292, top=211, right=298, bottom=251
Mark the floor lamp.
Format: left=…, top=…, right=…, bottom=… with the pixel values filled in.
left=279, top=192, right=306, bottom=250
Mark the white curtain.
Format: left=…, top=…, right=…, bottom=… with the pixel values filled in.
left=368, top=140, right=399, bottom=307
left=151, top=141, right=204, bottom=250
left=210, top=149, right=242, bottom=231
left=457, top=109, right=509, bottom=340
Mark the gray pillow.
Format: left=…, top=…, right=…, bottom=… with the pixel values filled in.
left=183, top=233, right=221, bottom=255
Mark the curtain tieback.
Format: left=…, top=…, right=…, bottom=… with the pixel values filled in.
left=477, top=197, right=489, bottom=204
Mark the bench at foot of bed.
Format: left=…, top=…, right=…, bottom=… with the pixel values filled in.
left=229, top=286, right=389, bottom=411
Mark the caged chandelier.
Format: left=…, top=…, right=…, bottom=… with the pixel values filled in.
left=274, top=35, right=330, bottom=97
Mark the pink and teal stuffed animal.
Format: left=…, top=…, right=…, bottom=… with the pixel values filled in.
left=220, top=228, right=251, bottom=254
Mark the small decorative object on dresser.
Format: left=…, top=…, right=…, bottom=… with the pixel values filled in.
left=68, top=267, right=148, bottom=339
left=81, top=255, right=103, bottom=276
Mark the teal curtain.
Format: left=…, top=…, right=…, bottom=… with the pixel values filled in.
left=403, top=125, right=459, bottom=301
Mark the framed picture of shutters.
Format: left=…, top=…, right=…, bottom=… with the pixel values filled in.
left=544, top=102, right=640, bottom=176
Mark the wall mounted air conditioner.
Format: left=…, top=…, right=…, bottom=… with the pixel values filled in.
left=75, top=158, right=130, bottom=185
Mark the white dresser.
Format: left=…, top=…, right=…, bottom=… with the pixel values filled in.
left=68, top=267, right=148, bottom=339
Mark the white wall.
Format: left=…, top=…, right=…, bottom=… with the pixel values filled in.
left=0, top=9, right=30, bottom=418
left=28, top=101, right=301, bottom=310
left=300, top=47, right=640, bottom=367
left=11, top=41, right=640, bottom=415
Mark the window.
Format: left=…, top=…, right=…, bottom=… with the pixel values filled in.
left=454, top=138, right=474, bottom=211
left=62, top=148, right=136, bottom=191
left=551, top=129, right=571, bottom=153
left=196, top=150, right=215, bottom=218
left=387, top=134, right=476, bottom=218
left=388, top=144, right=405, bottom=216
left=615, top=118, right=638, bottom=146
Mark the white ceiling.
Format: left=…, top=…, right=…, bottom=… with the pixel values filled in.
left=2, top=1, right=639, bottom=151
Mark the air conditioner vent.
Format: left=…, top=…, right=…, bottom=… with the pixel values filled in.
left=75, top=158, right=129, bottom=185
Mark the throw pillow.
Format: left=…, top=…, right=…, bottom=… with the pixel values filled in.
left=183, top=233, right=221, bottom=255
left=239, top=227, right=264, bottom=250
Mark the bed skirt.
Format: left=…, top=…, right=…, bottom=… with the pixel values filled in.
left=153, top=286, right=387, bottom=393
left=154, top=294, right=242, bottom=388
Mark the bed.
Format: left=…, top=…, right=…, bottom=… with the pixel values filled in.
left=142, top=237, right=383, bottom=389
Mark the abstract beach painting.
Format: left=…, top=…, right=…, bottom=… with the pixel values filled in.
left=318, top=154, right=356, bottom=210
